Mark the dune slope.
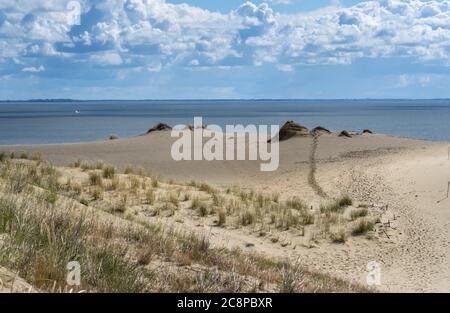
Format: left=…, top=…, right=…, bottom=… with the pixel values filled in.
left=1, top=131, right=450, bottom=292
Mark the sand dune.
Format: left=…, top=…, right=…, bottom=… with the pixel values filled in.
left=1, top=129, right=450, bottom=292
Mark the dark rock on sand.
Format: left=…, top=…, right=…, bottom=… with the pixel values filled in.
left=339, top=130, right=352, bottom=138
left=147, top=123, right=172, bottom=133
left=362, top=129, right=373, bottom=134
left=311, top=126, right=331, bottom=136
left=108, top=134, right=119, bottom=140
left=270, top=121, right=309, bottom=142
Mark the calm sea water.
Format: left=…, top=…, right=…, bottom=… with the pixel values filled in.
left=1, top=99, right=450, bottom=145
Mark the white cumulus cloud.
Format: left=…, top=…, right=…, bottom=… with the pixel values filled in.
left=1, top=0, right=450, bottom=77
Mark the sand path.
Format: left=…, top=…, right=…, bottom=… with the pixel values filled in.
left=374, top=146, right=450, bottom=291
left=317, top=144, right=450, bottom=292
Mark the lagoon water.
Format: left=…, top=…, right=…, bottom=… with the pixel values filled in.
left=1, top=99, right=450, bottom=145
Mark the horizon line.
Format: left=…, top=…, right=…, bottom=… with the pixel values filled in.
left=2, top=98, right=450, bottom=102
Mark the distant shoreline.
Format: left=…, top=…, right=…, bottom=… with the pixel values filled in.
left=2, top=98, right=450, bottom=103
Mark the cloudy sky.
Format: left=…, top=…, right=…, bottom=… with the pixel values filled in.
left=1, top=0, right=450, bottom=99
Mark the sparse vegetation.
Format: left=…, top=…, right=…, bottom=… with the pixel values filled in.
left=320, top=195, right=353, bottom=214
left=350, top=208, right=368, bottom=221
left=199, top=182, right=215, bottom=194
left=168, top=192, right=179, bottom=207
left=217, top=210, right=226, bottom=226
left=91, top=187, right=103, bottom=201
left=338, top=195, right=353, bottom=207
left=0, top=156, right=372, bottom=293
left=81, top=161, right=105, bottom=171
left=88, top=172, right=103, bottom=186
left=102, top=166, right=115, bottom=179
left=71, top=159, right=82, bottom=168
left=286, top=197, right=306, bottom=210
left=278, top=265, right=301, bottom=293
left=107, top=177, right=120, bottom=191
left=111, top=195, right=127, bottom=214
left=239, top=210, right=255, bottom=226
left=145, top=189, right=155, bottom=205
left=79, top=198, right=89, bottom=206
left=330, top=228, right=348, bottom=243
left=124, top=165, right=134, bottom=175
left=352, top=219, right=375, bottom=235
left=198, top=205, right=208, bottom=217
left=44, top=190, right=58, bottom=205
left=320, top=201, right=344, bottom=214
left=271, top=193, right=280, bottom=203
left=190, top=197, right=202, bottom=210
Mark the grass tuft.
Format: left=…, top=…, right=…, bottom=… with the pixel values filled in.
left=352, top=219, right=374, bottom=235
left=217, top=210, right=226, bottom=227
left=239, top=210, right=255, bottom=226
left=102, top=166, right=115, bottom=179
left=88, top=172, right=103, bottom=186
left=338, top=195, right=353, bottom=207
left=145, top=189, right=155, bottom=205
left=350, top=208, right=368, bottom=221
left=330, top=228, right=348, bottom=243
left=320, top=201, right=344, bottom=214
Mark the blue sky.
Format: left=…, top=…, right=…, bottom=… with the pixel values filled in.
left=1, top=0, right=450, bottom=99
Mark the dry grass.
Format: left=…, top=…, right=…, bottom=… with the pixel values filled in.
left=239, top=209, right=255, bottom=226
left=217, top=210, right=226, bottom=227
left=79, top=161, right=105, bottom=172
left=0, top=157, right=371, bottom=293
left=111, top=195, right=127, bottom=214
left=350, top=208, right=368, bottom=221
left=102, top=166, right=115, bottom=179
left=320, top=201, right=344, bottom=214
left=352, top=219, right=375, bottom=235
left=145, top=189, right=155, bottom=205
left=190, top=197, right=205, bottom=211
left=88, top=172, right=103, bottom=186
left=0, top=193, right=144, bottom=292
left=338, top=195, right=353, bottom=207
left=124, top=165, right=134, bottom=175
left=106, top=177, right=120, bottom=191
left=330, top=227, right=348, bottom=243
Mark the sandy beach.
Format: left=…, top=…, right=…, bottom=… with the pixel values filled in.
left=1, top=126, right=449, bottom=292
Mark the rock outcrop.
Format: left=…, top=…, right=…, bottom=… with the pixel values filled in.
left=147, top=123, right=172, bottom=133
left=339, top=130, right=352, bottom=138
left=271, top=121, right=309, bottom=142
left=311, top=126, right=331, bottom=136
